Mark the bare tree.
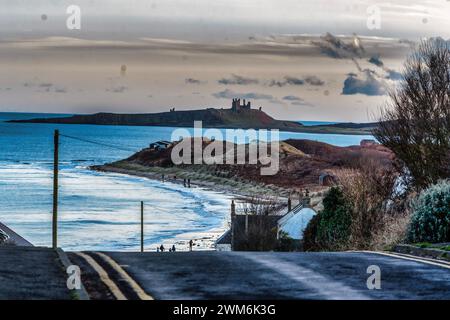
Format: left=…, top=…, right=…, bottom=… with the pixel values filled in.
left=373, top=38, right=450, bottom=189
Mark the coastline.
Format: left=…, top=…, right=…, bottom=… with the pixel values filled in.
left=91, top=162, right=293, bottom=202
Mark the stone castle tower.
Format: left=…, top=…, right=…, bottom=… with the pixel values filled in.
left=231, top=98, right=251, bottom=112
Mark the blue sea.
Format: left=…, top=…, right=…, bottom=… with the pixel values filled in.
left=0, top=112, right=374, bottom=251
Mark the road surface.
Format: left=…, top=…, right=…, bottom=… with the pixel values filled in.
left=68, top=251, right=450, bottom=300
left=0, top=246, right=72, bottom=299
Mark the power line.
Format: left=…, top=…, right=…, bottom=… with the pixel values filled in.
left=59, top=133, right=138, bottom=152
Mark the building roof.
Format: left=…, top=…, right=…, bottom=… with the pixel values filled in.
left=216, top=229, right=231, bottom=245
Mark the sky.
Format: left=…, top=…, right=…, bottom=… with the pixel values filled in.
left=0, top=0, right=449, bottom=122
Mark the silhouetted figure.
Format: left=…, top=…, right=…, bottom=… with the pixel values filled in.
left=183, top=178, right=186, bottom=187
left=157, top=247, right=160, bottom=253
left=162, top=174, right=165, bottom=182
left=189, top=240, right=193, bottom=252
left=187, top=179, right=191, bottom=188
left=160, top=244, right=165, bottom=252
left=169, top=248, right=172, bottom=252
left=172, top=245, right=176, bottom=252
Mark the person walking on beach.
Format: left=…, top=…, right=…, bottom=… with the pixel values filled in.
left=189, top=240, right=193, bottom=252
left=172, top=245, right=176, bottom=252
left=160, top=244, right=165, bottom=252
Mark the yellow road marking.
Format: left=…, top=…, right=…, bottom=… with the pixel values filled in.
left=359, top=250, right=450, bottom=270
left=75, top=252, right=127, bottom=300
left=94, top=252, right=154, bottom=300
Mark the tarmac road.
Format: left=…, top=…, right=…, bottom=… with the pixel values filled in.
left=69, top=251, right=450, bottom=300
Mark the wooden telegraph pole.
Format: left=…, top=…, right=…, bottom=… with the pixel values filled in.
left=52, top=130, right=59, bottom=249
left=141, top=201, right=144, bottom=252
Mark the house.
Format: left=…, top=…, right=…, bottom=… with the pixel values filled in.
left=277, top=205, right=317, bottom=240
left=360, top=139, right=378, bottom=147
left=215, top=230, right=231, bottom=251
left=215, top=197, right=317, bottom=251
left=149, top=140, right=172, bottom=150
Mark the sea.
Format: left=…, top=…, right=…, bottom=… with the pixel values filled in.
left=0, top=112, right=374, bottom=251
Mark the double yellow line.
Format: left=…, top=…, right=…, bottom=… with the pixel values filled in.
left=75, top=252, right=154, bottom=300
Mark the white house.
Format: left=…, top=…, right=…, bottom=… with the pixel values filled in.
left=277, top=205, right=317, bottom=240
left=149, top=140, right=172, bottom=150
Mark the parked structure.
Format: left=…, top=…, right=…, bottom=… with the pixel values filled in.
left=215, top=196, right=317, bottom=251
left=149, top=140, right=172, bottom=151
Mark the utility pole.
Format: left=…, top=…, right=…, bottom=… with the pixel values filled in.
left=141, top=201, right=144, bottom=253
left=52, top=130, right=59, bottom=249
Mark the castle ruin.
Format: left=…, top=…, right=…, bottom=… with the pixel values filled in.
left=231, top=98, right=251, bottom=112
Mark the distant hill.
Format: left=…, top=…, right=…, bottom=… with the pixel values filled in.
left=9, top=108, right=305, bottom=131
left=7, top=105, right=377, bottom=135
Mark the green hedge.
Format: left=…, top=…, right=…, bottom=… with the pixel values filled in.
left=408, top=180, right=450, bottom=243
left=303, top=187, right=352, bottom=251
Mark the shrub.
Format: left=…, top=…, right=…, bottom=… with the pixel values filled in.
left=408, top=180, right=450, bottom=243
left=302, top=187, right=352, bottom=251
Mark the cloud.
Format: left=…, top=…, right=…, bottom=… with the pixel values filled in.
left=368, top=54, right=403, bottom=81
left=55, top=87, right=67, bottom=93
left=268, top=75, right=324, bottom=87
left=106, top=85, right=128, bottom=93
left=185, top=78, right=205, bottom=84
left=213, top=89, right=275, bottom=101
left=39, top=83, right=53, bottom=88
left=368, top=55, right=384, bottom=67
left=282, top=95, right=302, bottom=101
left=304, top=75, right=325, bottom=86
left=314, top=32, right=365, bottom=60
left=386, top=70, right=403, bottom=81
left=269, top=76, right=303, bottom=87
left=218, top=74, right=259, bottom=85
left=342, top=70, right=386, bottom=96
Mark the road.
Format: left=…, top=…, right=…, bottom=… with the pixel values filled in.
left=68, top=251, right=450, bottom=300
left=0, top=246, right=72, bottom=299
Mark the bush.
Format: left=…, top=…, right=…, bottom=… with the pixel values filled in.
left=302, top=187, right=352, bottom=251
left=408, top=180, right=450, bottom=243
left=302, top=214, right=321, bottom=251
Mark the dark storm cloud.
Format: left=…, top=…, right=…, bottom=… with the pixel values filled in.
left=313, top=32, right=365, bottom=60
left=218, top=74, right=259, bottom=85
left=342, top=70, right=386, bottom=96
left=213, top=89, right=274, bottom=101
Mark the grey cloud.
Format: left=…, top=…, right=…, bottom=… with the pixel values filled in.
left=368, top=55, right=403, bottom=81
left=106, top=85, right=128, bottom=93
left=314, top=32, right=365, bottom=60
left=304, top=76, right=325, bottom=86
left=218, top=74, right=259, bottom=85
left=213, top=89, right=274, bottom=101
left=185, top=78, right=205, bottom=84
left=39, top=83, right=53, bottom=88
left=269, top=75, right=324, bottom=87
left=368, top=55, right=384, bottom=67
left=342, top=70, right=386, bottom=96
left=386, top=70, right=403, bottom=81
left=283, top=95, right=302, bottom=101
